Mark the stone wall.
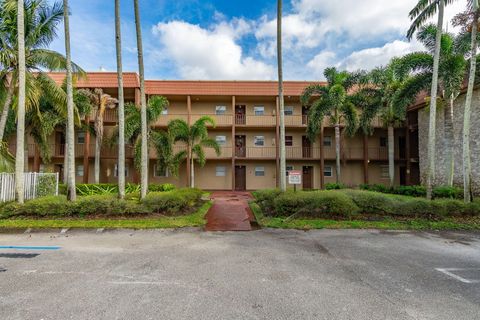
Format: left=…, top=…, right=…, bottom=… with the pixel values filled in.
left=418, top=89, right=480, bottom=194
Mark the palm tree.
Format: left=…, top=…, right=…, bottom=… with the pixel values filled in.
left=400, top=25, right=467, bottom=187
left=115, top=0, right=125, bottom=199
left=133, top=0, right=148, bottom=199
left=407, top=0, right=458, bottom=199
left=15, top=0, right=26, bottom=203
left=80, top=88, right=117, bottom=183
left=452, top=2, right=480, bottom=202
left=63, top=0, right=75, bottom=200
left=0, top=0, right=83, bottom=141
left=301, top=68, right=359, bottom=184
left=168, top=117, right=220, bottom=188
left=277, top=0, right=286, bottom=191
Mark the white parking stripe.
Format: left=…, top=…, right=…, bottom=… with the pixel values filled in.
left=435, top=268, right=480, bottom=284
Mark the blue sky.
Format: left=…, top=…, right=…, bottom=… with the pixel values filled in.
left=48, top=0, right=468, bottom=80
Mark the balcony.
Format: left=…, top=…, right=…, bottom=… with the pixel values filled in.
left=170, top=145, right=232, bottom=159
left=154, top=114, right=188, bottom=126
left=235, top=147, right=276, bottom=158
left=191, top=114, right=232, bottom=127
left=235, top=114, right=276, bottom=126
left=88, top=109, right=118, bottom=123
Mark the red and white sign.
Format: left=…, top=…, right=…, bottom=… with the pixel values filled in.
left=288, top=170, right=302, bottom=185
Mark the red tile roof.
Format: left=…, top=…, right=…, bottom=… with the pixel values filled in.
left=48, top=72, right=139, bottom=88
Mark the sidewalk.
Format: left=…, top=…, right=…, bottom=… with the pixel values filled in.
left=205, top=192, right=255, bottom=231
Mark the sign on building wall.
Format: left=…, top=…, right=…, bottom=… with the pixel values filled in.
left=288, top=170, right=302, bottom=185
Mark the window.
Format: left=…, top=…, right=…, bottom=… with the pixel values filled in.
left=254, top=106, right=265, bottom=115
left=154, top=165, right=169, bottom=177
left=254, top=136, right=265, bottom=146
left=215, top=106, right=226, bottom=115
left=285, top=136, right=293, bottom=147
left=114, top=164, right=129, bottom=177
left=77, top=131, right=85, bottom=144
left=380, top=137, right=388, bottom=147
left=255, top=166, right=265, bottom=176
left=323, top=136, right=332, bottom=147
left=216, top=135, right=226, bottom=146
left=216, top=166, right=226, bottom=177
left=381, top=165, right=389, bottom=179
left=324, top=166, right=333, bottom=177
left=76, top=165, right=84, bottom=177
left=284, top=106, right=294, bottom=115
left=286, top=165, right=294, bottom=176
left=161, top=107, right=168, bottom=115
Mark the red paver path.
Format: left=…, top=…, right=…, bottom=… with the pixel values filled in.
left=205, top=192, right=255, bottom=231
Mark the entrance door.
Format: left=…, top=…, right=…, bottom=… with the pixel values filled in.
left=303, top=166, right=313, bottom=190
left=302, top=136, right=312, bottom=158
left=235, top=165, right=246, bottom=191
left=235, top=105, right=246, bottom=125
left=54, top=164, right=64, bottom=182
left=302, top=106, right=308, bottom=125
left=398, top=136, right=406, bottom=159
left=235, top=135, right=246, bottom=157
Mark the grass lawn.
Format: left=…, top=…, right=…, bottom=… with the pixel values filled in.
left=0, top=201, right=212, bottom=230
left=249, top=202, right=480, bottom=231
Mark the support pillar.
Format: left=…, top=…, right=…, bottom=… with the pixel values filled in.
left=320, top=126, right=325, bottom=189
left=186, top=95, right=191, bottom=187
left=275, top=96, right=280, bottom=188
left=363, top=134, right=369, bottom=184
left=83, top=118, right=90, bottom=183
left=231, top=96, right=236, bottom=191
left=406, top=116, right=411, bottom=186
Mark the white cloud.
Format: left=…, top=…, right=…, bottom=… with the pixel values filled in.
left=152, top=20, right=275, bottom=80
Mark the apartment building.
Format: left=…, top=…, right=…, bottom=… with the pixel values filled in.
left=15, top=72, right=421, bottom=191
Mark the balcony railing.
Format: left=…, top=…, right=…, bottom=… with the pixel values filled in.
left=154, top=114, right=188, bottom=126
left=235, top=114, right=276, bottom=126
left=285, top=147, right=321, bottom=159
left=191, top=114, right=232, bottom=126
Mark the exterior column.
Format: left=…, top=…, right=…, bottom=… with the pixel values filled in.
left=231, top=96, right=236, bottom=191
left=320, top=126, right=325, bottom=189
left=134, top=87, right=140, bottom=106
left=406, top=115, right=411, bottom=186
left=275, top=96, right=280, bottom=188
left=186, top=95, right=191, bottom=187
left=363, top=134, right=369, bottom=184
left=83, top=117, right=90, bottom=183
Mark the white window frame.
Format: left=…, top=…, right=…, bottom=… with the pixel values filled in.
left=215, top=105, right=227, bottom=115
left=161, top=107, right=168, bottom=115
left=255, top=166, right=265, bottom=177
left=114, top=164, right=129, bottom=177
left=77, top=131, right=85, bottom=144
left=254, top=106, right=265, bottom=116
left=216, top=166, right=226, bottom=177
left=153, top=164, right=169, bottom=177
left=380, top=165, right=389, bottom=179
left=324, top=166, right=333, bottom=177
left=216, top=135, right=226, bottom=146
left=323, top=136, right=332, bottom=147
left=254, top=136, right=265, bottom=147
left=76, top=164, right=84, bottom=177
left=284, top=106, right=294, bottom=116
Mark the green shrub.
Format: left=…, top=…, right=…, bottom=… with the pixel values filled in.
left=272, top=190, right=360, bottom=219
left=342, top=190, right=397, bottom=215
left=36, top=174, right=58, bottom=197
left=325, top=183, right=346, bottom=190
left=58, top=183, right=67, bottom=195
left=148, top=183, right=176, bottom=192
left=76, top=184, right=118, bottom=196
left=252, top=189, right=282, bottom=215
left=142, top=188, right=203, bottom=215
left=0, top=196, right=74, bottom=218
left=391, top=185, right=426, bottom=197
left=433, top=186, right=463, bottom=199
left=359, top=184, right=389, bottom=193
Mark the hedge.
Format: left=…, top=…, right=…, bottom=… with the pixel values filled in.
left=0, top=188, right=203, bottom=219
left=254, top=189, right=480, bottom=220
left=359, top=184, right=464, bottom=199
left=58, top=183, right=176, bottom=196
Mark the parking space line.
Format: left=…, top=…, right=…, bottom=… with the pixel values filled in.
left=435, top=268, right=480, bottom=284
left=0, top=246, right=61, bottom=250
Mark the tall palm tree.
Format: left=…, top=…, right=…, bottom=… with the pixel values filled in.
left=63, top=0, right=75, bottom=200
left=301, top=68, right=358, bottom=184
left=452, top=2, right=480, bottom=202
left=277, top=0, right=286, bottom=192
left=133, top=0, right=148, bottom=199
left=407, top=0, right=458, bottom=199
left=398, top=25, right=467, bottom=187
left=168, top=117, right=220, bottom=188
left=115, top=0, right=125, bottom=199
left=0, top=0, right=83, bottom=141
left=15, top=0, right=26, bottom=203
left=81, top=88, right=117, bottom=183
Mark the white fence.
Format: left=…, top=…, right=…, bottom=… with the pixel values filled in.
left=0, top=172, right=59, bottom=202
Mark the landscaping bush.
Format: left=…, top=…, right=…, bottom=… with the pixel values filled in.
left=272, top=190, right=360, bottom=219
left=432, top=186, right=463, bottom=199
left=36, top=174, right=58, bottom=197
left=325, top=182, right=346, bottom=190
left=342, top=190, right=397, bottom=215
left=142, top=188, right=204, bottom=215
left=74, top=183, right=175, bottom=195
left=252, top=189, right=282, bottom=215
left=0, top=196, right=74, bottom=218
left=148, top=183, right=176, bottom=192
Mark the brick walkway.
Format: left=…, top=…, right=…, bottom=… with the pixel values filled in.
left=205, top=192, right=255, bottom=231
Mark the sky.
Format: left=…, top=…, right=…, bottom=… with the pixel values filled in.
left=48, top=0, right=469, bottom=81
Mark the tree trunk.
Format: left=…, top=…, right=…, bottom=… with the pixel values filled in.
left=63, top=128, right=68, bottom=184
left=115, top=0, right=125, bottom=199
left=15, top=0, right=26, bottom=203
left=388, top=125, right=395, bottom=187
left=134, top=0, right=148, bottom=199
left=94, top=134, right=100, bottom=183
left=426, top=0, right=444, bottom=200
left=463, top=8, right=479, bottom=203
left=334, top=123, right=341, bottom=184
left=0, top=81, right=15, bottom=141
left=64, top=0, right=76, bottom=201
left=277, top=0, right=286, bottom=192
left=445, top=97, right=455, bottom=186
left=190, top=156, right=195, bottom=188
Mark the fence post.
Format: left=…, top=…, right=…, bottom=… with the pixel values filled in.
left=55, top=172, right=59, bottom=196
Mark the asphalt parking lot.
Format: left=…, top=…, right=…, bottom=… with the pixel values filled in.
left=0, top=228, right=479, bottom=320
